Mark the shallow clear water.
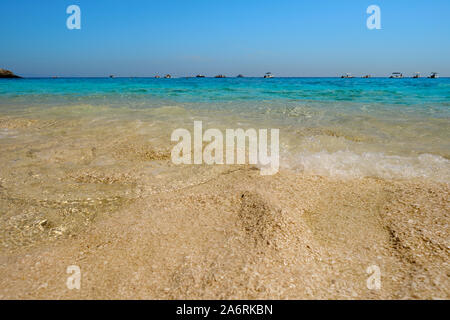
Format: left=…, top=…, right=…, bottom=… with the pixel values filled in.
left=0, top=77, right=449, bottom=181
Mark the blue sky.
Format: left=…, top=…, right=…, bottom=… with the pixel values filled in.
left=1, top=0, right=449, bottom=77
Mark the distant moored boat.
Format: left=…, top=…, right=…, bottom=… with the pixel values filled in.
left=164, top=74, right=171, bottom=78
left=341, top=73, right=354, bottom=78
left=196, top=74, right=205, bottom=78
left=237, top=74, right=244, bottom=78
left=412, top=72, right=420, bottom=78
left=263, top=72, right=274, bottom=78
left=389, top=72, right=403, bottom=78
left=362, top=75, right=371, bottom=78
left=215, top=74, right=226, bottom=78
left=428, top=72, right=439, bottom=79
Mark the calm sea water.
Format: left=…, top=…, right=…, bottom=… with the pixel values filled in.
left=1, top=77, right=449, bottom=180
left=1, top=77, right=449, bottom=106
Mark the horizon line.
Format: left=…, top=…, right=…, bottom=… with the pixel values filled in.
left=4, top=75, right=449, bottom=79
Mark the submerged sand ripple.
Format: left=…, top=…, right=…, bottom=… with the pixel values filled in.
left=0, top=115, right=448, bottom=299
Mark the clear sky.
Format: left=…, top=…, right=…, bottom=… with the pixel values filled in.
left=1, top=0, right=449, bottom=77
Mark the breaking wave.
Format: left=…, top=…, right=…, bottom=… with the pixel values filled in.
left=287, top=151, right=450, bottom=182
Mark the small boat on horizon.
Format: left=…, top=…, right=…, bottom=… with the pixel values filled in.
left=155, top=75, right=161, bottom=78
left=196, top=74, right=205, bottom=78
left=109, top=75, right=114, bottom=78
left=389, top=72, right=403, bottom=78
left=341, top=73, right=354, bottom=78
left=263, top=72, right=274, bottom=78
left=412, top=72, right=420, bottom=78
left=237, top=74, right=244, bottom=78
left=362, top=74, right=371, bottom=78
left=164, top=74, right=171, bottom=78
left=215, top=74, right=226, bottom=78
left=428, top=72, right=439, bottom=79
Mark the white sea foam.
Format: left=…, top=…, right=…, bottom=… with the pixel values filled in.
left=286, top=151, right=450, bottom=182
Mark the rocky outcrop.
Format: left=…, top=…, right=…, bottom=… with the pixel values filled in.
left=0, top=68, right=21, bottom=78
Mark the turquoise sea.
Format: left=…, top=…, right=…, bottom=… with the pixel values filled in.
left=1, top=77, right=449, bottom=106
left=1, top=77, right=449, bottom=181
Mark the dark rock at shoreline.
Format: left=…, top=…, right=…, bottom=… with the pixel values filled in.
left=0, top=68, right=21, bottom=78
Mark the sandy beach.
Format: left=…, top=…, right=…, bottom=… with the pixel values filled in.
left=1, top=0, right=450, bottom=304
left=0, top=112, right=448, bottom=299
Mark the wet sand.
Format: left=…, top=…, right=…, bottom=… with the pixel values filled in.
left=0, top=114, right=448, bottom=299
